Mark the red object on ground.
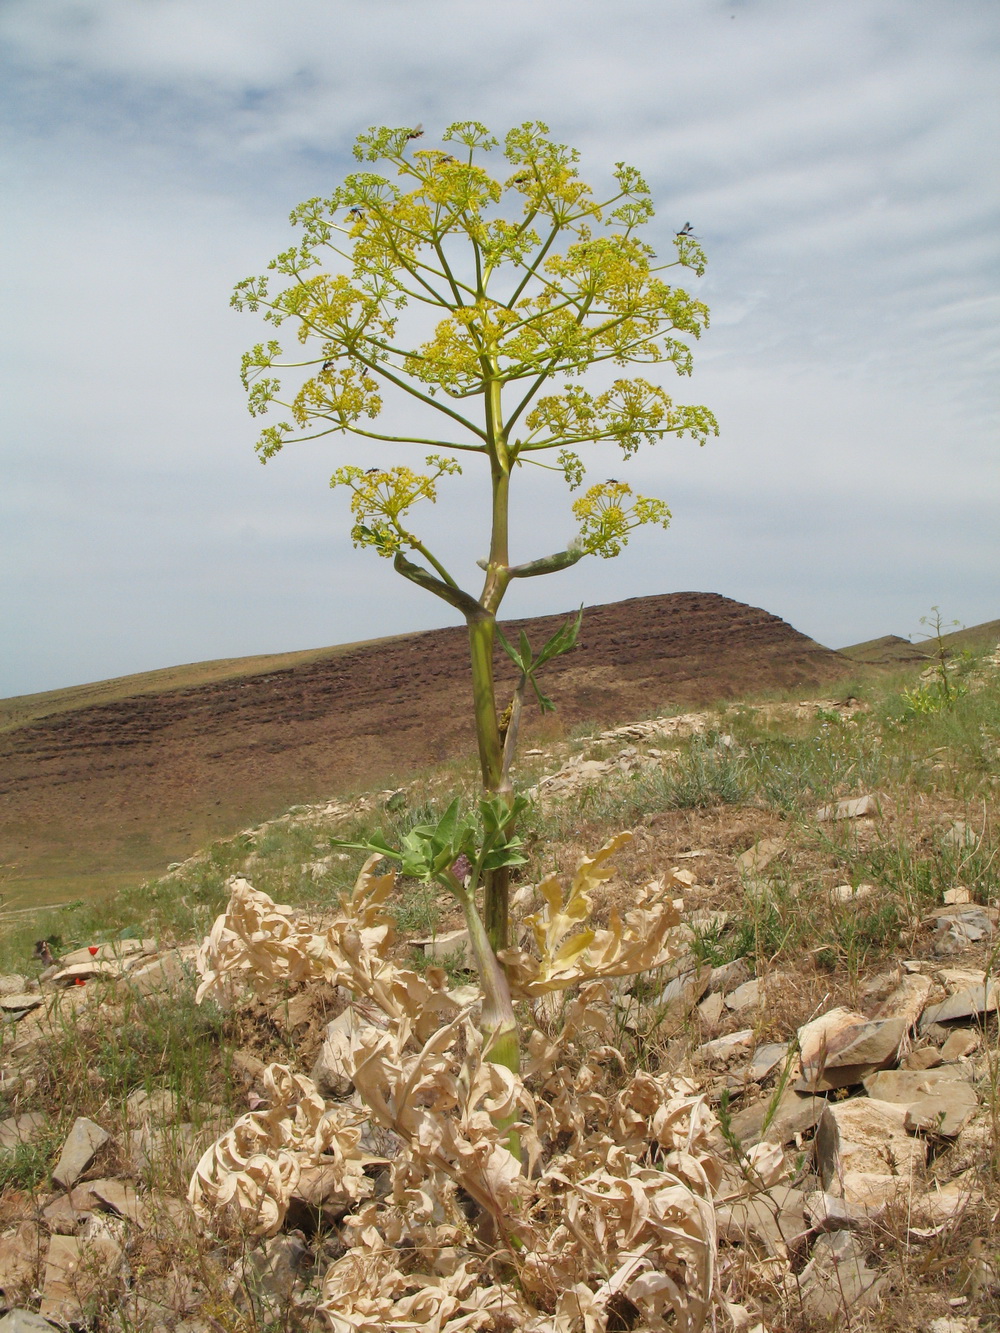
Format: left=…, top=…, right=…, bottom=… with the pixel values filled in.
left=88, top=945, right=99, bottom=956
left=75, top=978, right=86, bottom=986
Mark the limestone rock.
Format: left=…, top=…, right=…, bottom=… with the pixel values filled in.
left=921, top=977, right=1000, bottom=1029
left=229, top=1049, right=267, bottom=1088
left=913, top=1173, right=984, bottom=1226
left=798, top=1229, right=886, bottom=1321
left=41, top=1194, right=84, bottom=1235
left=125, top=948, right=196, bottom=996
left=728, top=1087, right=826, bottom=1147
left=797, top=1007, right=905, bottom=1091
left=873, top=972, right=932, bottom=1027
left=49, top=960, right=122, bottom=987
left=235, top=1232, right=309, bottom=1305
left=269, top=990, right=316, bottom=1034
left=412, top=928, right=474, bottom=969
left=746, top=1043, right=788, bottom=1083
left=0, top=1312, right=61, bottom=1333
left=940, top=1029, right=978, bottom=1061
left=815, top=1098, right=925, bottom=1208
left=904, top=1087, right=978, bottom=1137
left=708, top=957, right=751, bottom=994
left=59, top=940, right=145, bottom=968
left=830, top=882, right=874, bottom=903
left=141, top=1193, right=196, bottom=1238
left=649, top=965, right=712, bottom=1013
left=697, top=992, right=725, bottom=1026
left=0, top=1111, right=48, bottom=1150
left=0, top=975, right=30, bottom=996
left=717, top=1185, right=807, bottom=1257
left=804, top=1190, right=881, bottom=1230
left=311, top=1004, right=387, bottom=1098
left=735, top=837, right=786, bottom=876
left=90, top=1179, right=147, bottom=1227
left=39, top=1225, right=123, bottom=1322
left=0, top=994, right=44, bottom=1016
left=126, top=1087, right=181, bottom=1127
left=864, top=1066, right=973, bottom=1102
left=943, top=887, right=972, bottom=905
left=816, top=794, right=879, bottom=822
left=901, top=1046, right=943, bottom=1071
left=0, top=1222, right=42, bottom=1297
left=688, top=909, right=729, bottom=933
left=128, top=1123, right=204, bottom=1179
left=696, top=1029, right=753, bottom=1063
left=52, top=1117, right=111, bottom=1189
left=932, top=907, right=995, bottom=953
left=725, top=979, right=761, bottom=1013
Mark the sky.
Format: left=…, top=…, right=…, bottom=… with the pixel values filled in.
left=1, top=0, right=997, bottom=698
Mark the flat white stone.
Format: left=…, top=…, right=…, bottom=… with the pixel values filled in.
left=696, top=1029, right=753, bottom=1062
left=816, top=794, right=879, bottom=822
left=52, top=1117, right=111, bottom=1189
left=0, top=994, right=43, bottom=1013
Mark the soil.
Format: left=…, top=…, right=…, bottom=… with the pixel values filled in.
left=0, top=591, right=852, bottom=903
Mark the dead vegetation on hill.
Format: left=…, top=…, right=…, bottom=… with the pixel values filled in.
left=0, top=644, right=997, bottom=1330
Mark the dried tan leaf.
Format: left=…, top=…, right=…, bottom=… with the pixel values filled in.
left=499, top=838, right=688, bottom=996
left=192, top=842, right=726, bottom=1333
left=188, top=1064, right=372, bottom=1236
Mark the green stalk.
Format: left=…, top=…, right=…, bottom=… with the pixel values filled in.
left=467, top=613, right=503, bottom=793
left=466, top=613, right=512, bottom=954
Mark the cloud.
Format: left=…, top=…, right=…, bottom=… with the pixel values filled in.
left=0, top=0, right=997, bottom=694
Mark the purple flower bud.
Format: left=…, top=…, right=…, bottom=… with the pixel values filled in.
left=450, top=854, right=472, bottom=884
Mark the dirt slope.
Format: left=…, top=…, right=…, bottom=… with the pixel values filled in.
left=0, top=592, right=850, bottom=905
left=838, top=618, right=1000, bottom=666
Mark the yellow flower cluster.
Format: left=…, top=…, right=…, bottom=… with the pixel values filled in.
left=571, top=481, right=671, bottom=558
left=330, top=456, right=461, bottom=557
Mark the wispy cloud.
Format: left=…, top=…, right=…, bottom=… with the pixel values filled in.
left=1, top=0, right=997, bottom=693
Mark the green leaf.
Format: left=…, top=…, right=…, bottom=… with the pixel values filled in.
left=534, top=606, right=583, bottom=669
left=495, top=624, right=530, bottom=672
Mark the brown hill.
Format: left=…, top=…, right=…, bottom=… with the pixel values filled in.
left=836, top=634, right=931, bottom=667
left=839, top=619, right=1000, bottom=666
left=0, top=592, right=851, bottom=907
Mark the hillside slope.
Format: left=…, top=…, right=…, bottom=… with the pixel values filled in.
left=0, top=592, right=850, bottom=904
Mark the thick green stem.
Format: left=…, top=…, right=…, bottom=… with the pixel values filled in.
left=466, top=613, right=512, bottom=954
left=501, top=676, right=527, bottom=781
left=467, top=613, right=504, bottom=793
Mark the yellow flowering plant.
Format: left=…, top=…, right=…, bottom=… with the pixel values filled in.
left=234, top=121, right=716, bottom=1073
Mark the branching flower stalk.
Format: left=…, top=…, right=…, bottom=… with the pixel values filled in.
left=234, top=120, right=716, bottom=1070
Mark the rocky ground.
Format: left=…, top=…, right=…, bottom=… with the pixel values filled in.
left=0, top=650, right=997, bottom=1331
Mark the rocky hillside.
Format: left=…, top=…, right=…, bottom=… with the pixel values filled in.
left=0, top=592, right=851, bottom=906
